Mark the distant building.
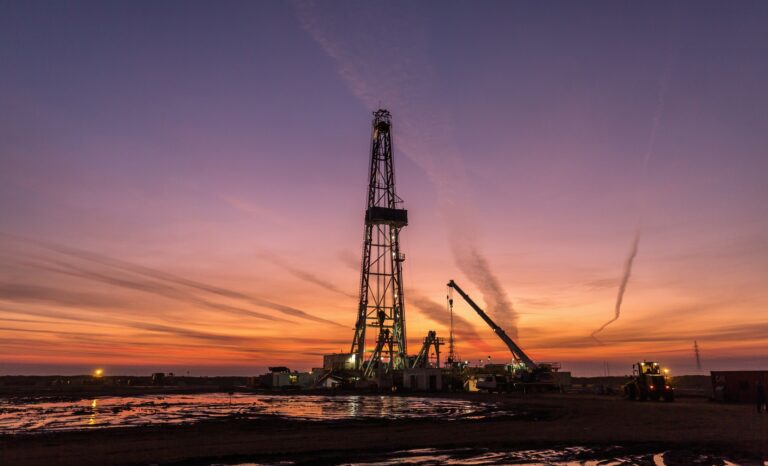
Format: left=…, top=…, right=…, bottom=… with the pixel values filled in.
left=256, top=368, right=316, bottom=389
left=323, top=353, right=356, bottom=371
left=711, top=370, right=768, bottom=403
left=317, top=374, right=344, bottom=389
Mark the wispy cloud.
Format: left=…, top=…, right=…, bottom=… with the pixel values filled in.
left=0, top=304, right=351, bottom=355
left=218, top=193, right=285, bottom=225
left=1, top=232, right=342, bottom=327
left=258, top=252, right=356, bottom=298
left=453, top=248, right=518, bottom=338
left=536, top=320, right=768, bottom=351
left=0, top=282, right=132, bottom=310
left=337, top=249, right=360, bottom=271
left=44, top=258, right=287, bottom=322
left=0, top=306, right=258, bottom=353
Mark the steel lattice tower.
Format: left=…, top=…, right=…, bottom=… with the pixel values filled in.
left=694, top=340, right=702, bottom=372
left=350, top=109, right=408, bottom=373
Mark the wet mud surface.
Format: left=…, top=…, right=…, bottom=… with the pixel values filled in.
left=0, top=393, right=511, bottom=433
left=215, top=445, right=751, bottom=465
left=2, top=394, right=765, bottom=466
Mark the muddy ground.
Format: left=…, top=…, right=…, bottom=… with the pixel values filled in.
left=1, top=393, right=766, bottom=465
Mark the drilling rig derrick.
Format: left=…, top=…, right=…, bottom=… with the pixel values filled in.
left=350, top=109, right=409, bottom=375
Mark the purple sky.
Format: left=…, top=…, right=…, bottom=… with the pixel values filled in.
left=0, top=1, right=766, bottom=376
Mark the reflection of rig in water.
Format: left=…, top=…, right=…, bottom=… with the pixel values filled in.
left=319, top=110, right=562, bottom=393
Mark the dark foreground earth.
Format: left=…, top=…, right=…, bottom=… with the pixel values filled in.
left=1, top=392, right=766, bottom=465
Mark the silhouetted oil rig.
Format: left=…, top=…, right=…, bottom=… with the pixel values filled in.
left=350, top=109, right=412, bottom=375
left=318, top=110, right=558, bottom=391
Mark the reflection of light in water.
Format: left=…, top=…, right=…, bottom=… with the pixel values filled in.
left=88, top=399, right=97, bottom=426
left=332, top=447, right=734, bottom=466
left=0, top=394, right=504, bottom=434
left=349, top=396, right=360, bottom=417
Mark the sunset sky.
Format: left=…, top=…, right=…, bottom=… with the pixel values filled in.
left=1, top=1, right=766, bottom=376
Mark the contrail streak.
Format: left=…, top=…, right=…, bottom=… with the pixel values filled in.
left=591, top=46, right=676, bottom=340
left=591, top=229, right=640, bottom=341
left=455, top=247, right=518, bottom=339
left=409, top=293, right=490, bottom=349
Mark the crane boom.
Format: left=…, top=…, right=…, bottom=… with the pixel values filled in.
left=447, top=280, right=537, bottom=369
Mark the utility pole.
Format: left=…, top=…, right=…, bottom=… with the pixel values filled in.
left=447, top=288, right=456, bottom=365
left=694, top=340, right=702, bottom=372
left=350, top=109, right=409, bottom=374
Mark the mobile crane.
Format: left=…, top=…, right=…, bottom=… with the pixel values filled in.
left=447, top=280, right=558, bottom=391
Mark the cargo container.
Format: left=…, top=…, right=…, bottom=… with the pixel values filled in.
left=711, top=370, right=768, bottom=403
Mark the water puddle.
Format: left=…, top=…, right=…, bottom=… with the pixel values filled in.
left=0, top=393, right=506, bottom=434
